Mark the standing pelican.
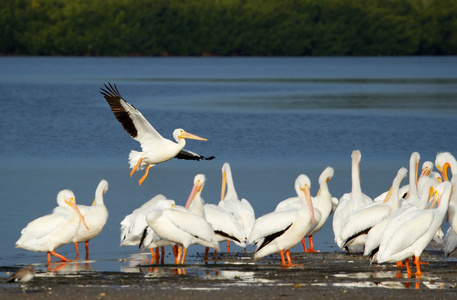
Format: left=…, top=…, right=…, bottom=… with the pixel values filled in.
left=15, top=190, right=89, bottom=265
left=187, top=174, right=247, bottom=259
left=218, top=162, right=255, bottom=250
left=332, top=150, right=372, bottom=253
left=364, top=176, right=438, bottom=260
left=145, top=195, right=219, bottom=264
left=71, top=179, right=109, bottom=260
left=275, top=167, right=335, bottom=252
left=100, top=83, right=215, bottom=185
left=377, top=181, right=453, bottom=275
left=435, top=152, right=457, bottom=256
left=120, top=194, right=176, bottom=262
left=337, top=167, right=408, bottom=250
left=249, top=175, right=317, bottom=267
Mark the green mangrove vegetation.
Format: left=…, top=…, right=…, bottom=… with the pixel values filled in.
left=1, top=0, right=456, bottom=56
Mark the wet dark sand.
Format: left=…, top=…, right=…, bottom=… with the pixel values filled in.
left=2, top=248, right=457, bottom=299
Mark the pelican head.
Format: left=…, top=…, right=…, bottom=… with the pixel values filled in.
left=185, top=174, right=206, bottom=209
left=174, top=128, right=207, bottom=142
left=57, top=190, right=89, bottom=230
left=296, top=174, right=315, bottom=224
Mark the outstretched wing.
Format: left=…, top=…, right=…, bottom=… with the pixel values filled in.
left=176, top=149, right=215, bottom=161
left=100, top=83, right=166, bottom=151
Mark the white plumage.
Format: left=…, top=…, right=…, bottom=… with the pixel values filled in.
left=377, top=181, right=453, bottom=275
left=100, top=83, right=214, bottom=185
left=218, top=162, right=255, bottom=248
left=249, top=174, right=317, bottom=266
left=15, top=190, right=88, bottom=265
left=333, top=150, right=372, bottom=253
left=71, top=179, right=109, bottom=260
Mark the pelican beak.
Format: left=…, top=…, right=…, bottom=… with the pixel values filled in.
left=91, top=198, right=96, bottom=206
left=178, top=131, right=207, bottom=141
left=302, top=185, right=315, bottom=224
left=382, top=187, right=393, bottom=204
left=418, top=167, right=428, bottom=185
left=221, top=171, right=227, bottom=201
left=66, top=198, right=89, bottom=230
left=185, top=181, right=201, bottom=209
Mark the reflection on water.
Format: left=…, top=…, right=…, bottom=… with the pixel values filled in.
left=331, top=269, right=445, bottom=290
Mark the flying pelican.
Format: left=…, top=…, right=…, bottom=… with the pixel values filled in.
left=15, top=190, right=89, bottom=265
left=145, top=195, right=219, bottom=264
left=377, top=181, right=453, bottom=275
left=332, top=150, right=372, bottom=253
left=337, top=167, right=408, bottom=250
left=186, top=174, right=247, bottom=259
left=120, top=194, right=176, bottom=263
left=275, top=167, right=335, bottom=252
left=218, top=162, right=255, bottom=250
left=100, top=83, right=215, bottom=185
left=71, top=179, right=109, bottom=260
left=249, top=175, right=316, bottom=267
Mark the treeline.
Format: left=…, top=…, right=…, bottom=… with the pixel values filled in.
left=1, top=0, right=456, bottom=56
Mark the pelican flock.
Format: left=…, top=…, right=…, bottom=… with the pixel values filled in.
left=14, top=82, right=457, bottom=277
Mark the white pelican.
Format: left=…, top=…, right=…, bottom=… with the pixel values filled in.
left=435, top=152, right=457, bottom=255
left=145, top=196, right=219, bottom=264
left=71, top=179, right=109, bottom=260
left=218, top=162, right=255, bottom=250
left=364, top=175, right=438, bottom=260
left=249, top=175, right=316, bottom=267
left=15, top=190, right=89, bottom=265
left=120, top=194, right=176, bottom=262
left=275, top=167, right=335, bottom=252
left=332, top=150, right=372, bottom=253
left=435, top=152, right=457, bottom=182
left=186, top=174, right=246, bottom=259
left=337, top=167, right=408, bottom=250
left=100, top=83, right=215, bottom=185
left=377, top=181, right=452, bottom=275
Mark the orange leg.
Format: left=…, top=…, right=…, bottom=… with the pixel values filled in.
left=280, top=250, right=286, bottom=266
left=149, top=248, right=156, bottom=264
left=138, top=165, right=151, bottom=186
left=204, top=247, right=209, bottom=261
left=414, top=256, right=422, bottom=276
left=130, top=158, right=143, bottom=177
left=226, top=240, right=231, bottom=252
left=212, top=248, right=218, bottom=260
left=172, top=245, right=178, bottom=262
left=51, top=250, right=71, bottom=262
left=176, top=247, right=182, bottom=264
left=85, top=241, right=89, bottom=260
left=405, top=258, right=412, bottom=275
left=285, top=250, right=302, bottom=267
left=74, top=242, right=80, bottom=260
left=47, top=252, right=52, bottom=266
left=181, top=248, right=188, bottom=264
left=301, top=238, right=307, bottom=252
left=396, top=261, right=404, bottom=268
left=160, top=247, right=165, bottom=264
left=306, top=236, right=317, bottom=253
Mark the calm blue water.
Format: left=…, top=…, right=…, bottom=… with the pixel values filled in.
left=1, top=57, right=457, bottom=272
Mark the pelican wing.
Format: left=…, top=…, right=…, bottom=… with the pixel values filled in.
left=339, top=203, right=391, bottom=245
left=249, top=210, right=299, bottom=245
left=176, top=149, right=215, bottom=161
left=100, top=83, right=165, bottom=151
left=165, top=208, right=217, bottom=245
left=381, top=211, right=434, bottom=258
left=17, top=213, right=67, bottom=243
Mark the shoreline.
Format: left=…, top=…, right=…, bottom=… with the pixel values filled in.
left=2, top=250, right=457, bottom=299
